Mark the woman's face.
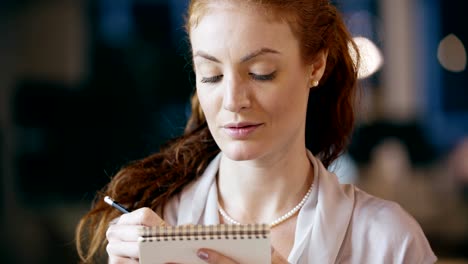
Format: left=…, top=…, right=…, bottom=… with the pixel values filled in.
left=191, top=3, right=323, bottom=161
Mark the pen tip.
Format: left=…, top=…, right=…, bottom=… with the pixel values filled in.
left=104, top=196, right=113, bottom=205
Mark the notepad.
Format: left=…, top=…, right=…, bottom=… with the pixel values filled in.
left=138, top=224, right=271, bottom=264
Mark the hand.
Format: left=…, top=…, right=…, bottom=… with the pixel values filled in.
left=106, top=207, right=165, bottom=264
left=188, top=246, right=289, bottom=264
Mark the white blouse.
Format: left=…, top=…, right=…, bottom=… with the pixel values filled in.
left=163, top=152, right=437, bottom=263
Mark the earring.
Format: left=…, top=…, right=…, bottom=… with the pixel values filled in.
left=311, top=80, right=319, bottom=87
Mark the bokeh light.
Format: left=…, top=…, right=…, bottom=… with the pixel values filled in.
left=349, top=36, right=384, bottom=79
left=437, top=33, right=467, bottom=72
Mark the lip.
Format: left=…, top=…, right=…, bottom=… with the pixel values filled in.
left=222, top=122, right=263, bottom=139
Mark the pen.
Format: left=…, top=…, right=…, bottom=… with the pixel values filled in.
left=104, top=196, right=130, bottom=214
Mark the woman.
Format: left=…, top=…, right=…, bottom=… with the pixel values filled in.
left=76, top=0, right=437, bottom=263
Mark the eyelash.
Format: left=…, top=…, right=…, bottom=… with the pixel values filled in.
left=250, top=72, right=277, bottom=81
left=200, top=72, right=277, bottom=84
left=200, top=75, right=223, bottom=83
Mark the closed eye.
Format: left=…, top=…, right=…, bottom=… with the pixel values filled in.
left=201, top=75, right=223, bottom=83
left=250, top=71, right=277, bottom=81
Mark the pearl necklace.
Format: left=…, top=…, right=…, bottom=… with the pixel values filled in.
left=217, top=183, right=313, bottom=228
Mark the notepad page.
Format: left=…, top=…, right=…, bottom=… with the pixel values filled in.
left=138, top=236, right=271, bottom=264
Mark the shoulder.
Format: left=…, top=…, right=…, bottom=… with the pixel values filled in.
left=163, top=153, right=222, bottom=225
left=352, top=187, right=415, bottom=232
left=342, top=187, right=437, bottom=263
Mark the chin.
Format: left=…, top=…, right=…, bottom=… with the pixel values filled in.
left=220, top=142, right=265, bottom=161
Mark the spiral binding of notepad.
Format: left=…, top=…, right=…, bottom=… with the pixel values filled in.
left=139, top=224, right=270, bottom=242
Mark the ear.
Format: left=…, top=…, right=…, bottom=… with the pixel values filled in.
left=308, top=49, right=328, bottom=88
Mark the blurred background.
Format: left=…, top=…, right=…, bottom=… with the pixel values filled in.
left=0, top=0, right=467, bottom=263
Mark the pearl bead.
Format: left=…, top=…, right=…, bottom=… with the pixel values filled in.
left=218, top=182, right=314, bottom=228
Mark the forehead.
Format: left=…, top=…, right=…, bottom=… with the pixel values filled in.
left=189, top=3, right=298, bottom=58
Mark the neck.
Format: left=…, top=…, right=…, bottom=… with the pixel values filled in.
left=217, top=146, right=314, bottom=225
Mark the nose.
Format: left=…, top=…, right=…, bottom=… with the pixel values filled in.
left=222, top=76, right=251, bottom=112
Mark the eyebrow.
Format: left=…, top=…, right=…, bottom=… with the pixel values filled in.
left=193, top=48, right=281, bottom=63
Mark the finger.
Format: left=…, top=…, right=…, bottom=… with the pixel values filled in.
left=106, top=224, right=141, bottom=242
left=197, top=249, right=239, bottom=264
left=117, top=207, right=165, bottom=226
left=109, top=216, right=120, bottom=225
left=271, top=247, right=289, bottom=264
left=108, top=255, right=139, bottom=264
left=106, top=240, right=139, bottom=259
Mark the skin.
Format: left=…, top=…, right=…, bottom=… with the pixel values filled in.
left=106, top=2, right=327, bottom=263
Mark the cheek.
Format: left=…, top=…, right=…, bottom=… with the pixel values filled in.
left=196, top=89, right=209, bottom=116
left=196, top=88, right=219, bottom=120
left=270, top=79, right=309, bottom=120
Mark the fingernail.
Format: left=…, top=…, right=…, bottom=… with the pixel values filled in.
left=197, top=250, right=209, bottom=261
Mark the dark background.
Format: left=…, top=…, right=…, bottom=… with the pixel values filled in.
left=0, top=0, right=467, bottom=263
